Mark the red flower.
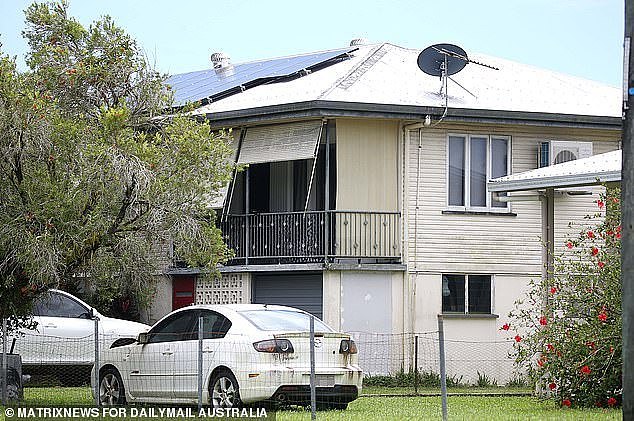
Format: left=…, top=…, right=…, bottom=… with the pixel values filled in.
left=548, top=382, right=556, bottom=390
left=588, top=231, right=595, bottom=239
left=550, top=287, right=557, bottom=295
left=617, top=232, right=622, bottom=239
left=587, top=341, right=596, bottom=350
left=607, top=397, right=617, bottom=407
left=607, top=230, right=615, bottom=237
left=546, top=343, right=555, bottom=352
left=501, top=323, right=510, bottom=331
left=597, top=199, right=605, bottom=209
left=562, top=399, right=571, bottom=407
left=539, top=316, right=547, bottom=326
left=580, top=365, right=591, bottom=375
left=514, top=335, right=522, bottom=343
left=610, top=346, right=615, bottom=353
left=537, top=358, right=545, bottom=367
left=598, top=261, right=606, bottom=269
left=613, top=197, right=620, bottom=204
left=591, top=246, right=599, bottom=256
left=566, top=241, right=574, bottom=249
left=598, top=311, right=608, bottom=322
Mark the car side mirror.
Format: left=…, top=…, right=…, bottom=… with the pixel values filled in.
left=137, top=332, right=149, bottom=344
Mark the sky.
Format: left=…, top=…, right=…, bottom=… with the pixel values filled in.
left=0, top=0, right=625, bottom=87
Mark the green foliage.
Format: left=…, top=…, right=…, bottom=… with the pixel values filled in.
left=363, top=370, right=467, bottom=388
left=505, top=374, right=529, bottom=388
left=508, top=188, right=622, bottom=408
left=476, top=371, right=498, bottom=387
left=0, top=2, right=234, bottom=323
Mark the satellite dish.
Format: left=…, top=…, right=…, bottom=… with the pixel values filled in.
left=417, top=43, right=468, bottom=77
left=415, top=43, right=499, bottom=125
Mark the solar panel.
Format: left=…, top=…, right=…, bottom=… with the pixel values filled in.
left=166, top=47, right=356, bottom=106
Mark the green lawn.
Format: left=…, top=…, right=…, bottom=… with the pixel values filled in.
left=3, top=387, right=621, bottom=421
left=279, top=396, right=621, bottom=420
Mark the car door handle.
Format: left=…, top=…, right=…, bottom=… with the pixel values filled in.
left=162, top=350, right=174, bottom=356
left=203, top=348, right=214, bottom=353
left=43, top=323, right=57, bottom=328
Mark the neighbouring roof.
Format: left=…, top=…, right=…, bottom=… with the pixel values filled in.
left=166, top=43, right=621, bottom=122
left=488, top=150, right=622, bottom=192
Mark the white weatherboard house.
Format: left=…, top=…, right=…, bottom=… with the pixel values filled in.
left=151, top=41, right=621, bottom=383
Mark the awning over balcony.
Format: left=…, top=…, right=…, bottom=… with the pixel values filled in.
left=237, top=120, right=323, bottom=165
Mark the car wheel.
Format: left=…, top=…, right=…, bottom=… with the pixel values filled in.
left=6, top=384, right=20, bottom=401
left=210, top=370, right=241, bottom=408
left=99, top=368, right=126, bottom=405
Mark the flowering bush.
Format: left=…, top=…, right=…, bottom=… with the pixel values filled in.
left=507, top=188, right=621, bottom=408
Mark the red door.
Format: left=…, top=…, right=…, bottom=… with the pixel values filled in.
left=172, top=276, right=195, bottom=310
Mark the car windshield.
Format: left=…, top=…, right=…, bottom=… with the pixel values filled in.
left=239, top=310, right=333, bottom=332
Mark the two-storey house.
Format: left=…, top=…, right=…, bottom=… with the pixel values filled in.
left=150, top=41, right=621, bottom=382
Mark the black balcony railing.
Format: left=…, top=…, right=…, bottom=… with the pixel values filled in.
left=218, top=211, right=401, bottom=265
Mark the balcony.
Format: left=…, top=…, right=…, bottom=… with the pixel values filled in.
left=218, top=211, right=401, bottom=265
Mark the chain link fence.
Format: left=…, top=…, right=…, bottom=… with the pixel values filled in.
left=0, top=315, right=530, bottom=413
left=351, top=317, right=527, bottom=398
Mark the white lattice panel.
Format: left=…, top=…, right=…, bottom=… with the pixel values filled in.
left=196, top=273, right=250, bottom=305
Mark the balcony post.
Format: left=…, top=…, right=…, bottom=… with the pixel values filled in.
left=324, top=121, right=330, bottom=262
left=245, top=167, right=250, bottom=265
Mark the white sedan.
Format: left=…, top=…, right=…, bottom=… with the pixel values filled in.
left=95, top=304, right=362, bottom=409
left=12, top=290, right=150, bottom=368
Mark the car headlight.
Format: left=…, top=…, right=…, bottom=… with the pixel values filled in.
left=253, top=339, right=294, bottom=354
left=339, top=339, right=358, bottom=354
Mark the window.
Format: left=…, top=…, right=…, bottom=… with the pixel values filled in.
left=197, top=310, right=232, bottom=339
left=33, top=292, right=90, bottom=318
left=239, top=310, right=333, bottom=332
left=447, top=135, right=510, bottom=210
left=148, top=311, right=196, bottom=343
left=442, top=274, right=492, bottom=314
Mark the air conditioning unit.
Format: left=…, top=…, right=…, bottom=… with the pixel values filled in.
left=538, top=141, right=593, bottom=168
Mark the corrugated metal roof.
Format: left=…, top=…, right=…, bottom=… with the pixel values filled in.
left=166, top=47, right=356, bottom=106
left=487, top=150, right=622, bottom=192
left=177, top=43, right=621, bottom=119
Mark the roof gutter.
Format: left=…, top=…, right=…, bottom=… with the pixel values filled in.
left=202, top=100, right=622, bottom=131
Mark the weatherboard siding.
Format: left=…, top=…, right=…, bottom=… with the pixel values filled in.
left=406, top=125, right=619, bottom=276
left=336, top=119, right=399, bottom=211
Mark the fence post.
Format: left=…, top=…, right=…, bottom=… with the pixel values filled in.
left=2, top=318, right=7, bottom=406
left=309, top=315, right=316, bottom=420
left=414, top=335, right=419, bottom=395
left=93, top=315, right=99, bottom=407
left=437, top=315, right=448, bottom=421
left=198, top=316, right=204, bottom=412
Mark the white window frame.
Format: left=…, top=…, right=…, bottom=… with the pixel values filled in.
left=442, top=273, right=495, bottom=315
left=446, top=134, right=512, bottom=212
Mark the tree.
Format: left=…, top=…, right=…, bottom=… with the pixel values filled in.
left=0, top=1, right=233, bottom=324
left=507, top=188, right=622, bottom=408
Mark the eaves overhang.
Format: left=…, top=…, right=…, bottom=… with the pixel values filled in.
left=201, top=100, right=622, bottom=131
